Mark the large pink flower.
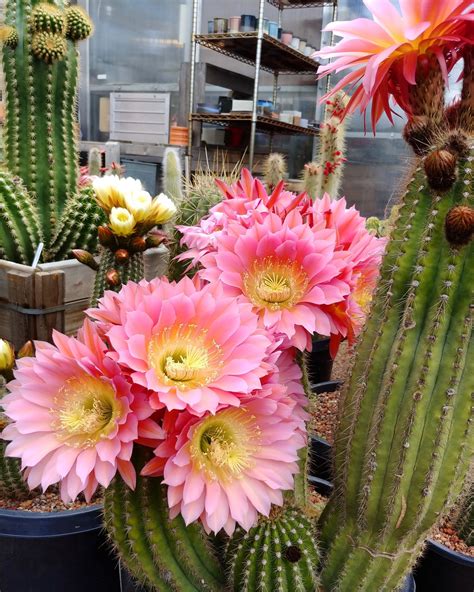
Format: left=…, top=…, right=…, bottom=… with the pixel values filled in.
left=199, top=211, right=351, bottom=350
left=315, top=0, right=473, bottom=128
left=178, top=169, right=308, bottom=267
left=142, top=388, right=306, bottom=535
left=1, top=320, right=160, bottom=502
left=88, top=277, right=272, bottom=416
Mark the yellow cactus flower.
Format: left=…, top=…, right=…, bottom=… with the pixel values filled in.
left=93, top=176, right=143, bottom=213
left=146, top=193, right=177, bottom=226
left=125, top=190, right=152, bottom=223
left=109, top=207, right=136, bottom=237
left=0, top=339, right=15, bottom=374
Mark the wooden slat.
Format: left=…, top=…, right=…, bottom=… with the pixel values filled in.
left=34, top=271, right=65, bottom=342
left=6, top=270, right=35, bottom=349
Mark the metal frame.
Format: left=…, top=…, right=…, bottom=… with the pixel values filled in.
left=187, top=0, right=337, bottom=172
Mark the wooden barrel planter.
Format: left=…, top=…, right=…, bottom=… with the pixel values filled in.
left=0, top=246, right=168, bottom=349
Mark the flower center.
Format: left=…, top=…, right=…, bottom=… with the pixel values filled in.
left=148, top=324, right=223, bottom=390
left=256, top=272, right=292, bottom=304
left=189, top=408, right=260, bottom=482
left=51, top=376, right=122, bottom=448
left=243, top=257, right=309, bottom=311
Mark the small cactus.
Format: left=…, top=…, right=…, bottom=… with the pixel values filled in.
left=303, top=92, right=349, bottom=200
left=88, top=147, right=102, bottom=177
left=31, top=30, right=67, bottom=63
left=64, top=5, right=94, bottom=42
left=227, top=507, right=320, bottom=592
left=162, top=147, right=184, bottom=202
left=454, top=484, right=474, bottom=547
left=31, top=3, right=66, bottom=34
left=263, top=153, right=287, bottom=191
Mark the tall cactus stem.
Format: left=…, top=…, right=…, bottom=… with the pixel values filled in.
left=104, top=446, right=225, bottom=592
left=90, top=249, right=145, bottom=307
left=0, top=432, right=31, bottom=500
left=319, top=148, right=474, bottom=591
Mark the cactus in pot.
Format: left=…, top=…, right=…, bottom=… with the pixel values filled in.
left=453, top=484, right=474, bottom=547
left=0, top=0, right=102, bottom=264
left=314, top=1, right=474, bottom=589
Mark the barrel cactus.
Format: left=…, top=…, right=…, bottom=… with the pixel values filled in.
left=0, top=0, right=101, bottom=264
left=315, top=2, right=474, bottom=590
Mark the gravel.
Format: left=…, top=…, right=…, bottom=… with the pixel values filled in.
left=0, top=486, right=102, bottom=513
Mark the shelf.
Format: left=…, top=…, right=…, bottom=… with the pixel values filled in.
left=267, top=0, right=336, bottom=7
left=191, top=112, right=319, bottom=136
left=194, top=33, right=320, bottom=75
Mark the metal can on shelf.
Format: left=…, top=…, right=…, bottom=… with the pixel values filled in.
left=240, top=14, right=256, bottom=32
left=229, top=16, right=241, bottom=33
left=213, top=18, right=228, bottom=33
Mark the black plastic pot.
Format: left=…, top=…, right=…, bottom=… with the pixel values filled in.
left=414, top=539, right=474, bottom=592
left=307, top=336, right=333, bottom=384
left=0, top=506, right=121, bottom=592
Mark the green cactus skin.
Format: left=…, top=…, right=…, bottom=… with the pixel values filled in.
left=318, top=149, right=474, bottom=591
left=263, top=153, right=287, bottom=191
left=454, top=484, right=474, bottom=547
left=227, top=507, right=320, bottom=592
left=163, top=147, right=184, bottom=203
left=303, top=93, right=348, bottom=200
left=47, top=185, right=104, bottom=261
left=90, top=249, right=145, bottom=307
left=104, top=446, right=225, bottom=592
left=1, top=0, right=93, bottom=259
left=0, top=438, right=31, bottom=500
left=0, top=171, right=41, bottom=264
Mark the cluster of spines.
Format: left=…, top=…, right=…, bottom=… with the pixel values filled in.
left=303, top=92, right=348, bottom=200
left=0, top=171, right=41, bottom=264
left=319, top=147, right=473, bottom=591
left=104, top=447, right=225, bottom=592
left=454, top=484, right=474, bottom=547
left=227, top=507, right=319, bottom=592
left=47, top=186, right=104, bottom=261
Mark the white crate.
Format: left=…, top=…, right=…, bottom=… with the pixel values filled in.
left=110, top=92, right=170, bottom=145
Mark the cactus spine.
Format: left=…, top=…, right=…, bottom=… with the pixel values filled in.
left=303, top=92, right=348, bottom=200
left=0, top=0, right=98, bottom=262
left=263, top=153, right=287, bottom=191
left=319, top=140, right=473, bottom=592
left=226, top=508, right=320, bottom=592
left=104, top=446, right=225, bottom=592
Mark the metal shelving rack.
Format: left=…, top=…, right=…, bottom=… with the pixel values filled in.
left=187, top=0, right=338, bottom=171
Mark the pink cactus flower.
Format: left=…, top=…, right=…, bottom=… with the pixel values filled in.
left=88, top=277, right=273, bottom=416
left=199, top=211, right=352, bottom=350
left=142, top=387, right=307, bottom=535
left=1, top=320, right=161, bottom=502
left=314, top=0, right=473, bottom=129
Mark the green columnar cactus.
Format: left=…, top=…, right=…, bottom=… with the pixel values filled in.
left=104, top=446, right=225, bottom=592
left=319, top=150, right=473, bottom=591
left=0, top=0, right=98, bottom=262
left=0, top=171, right=41, bottom=264
left=263, top=153, right=287, bottom=191
left=226, top=508, right=320, bottom=592
left=303, top=92, right=348, bottom=200
left=90, top=248, right=144, bottom=307
left=163, top=147, right=184, bottom=202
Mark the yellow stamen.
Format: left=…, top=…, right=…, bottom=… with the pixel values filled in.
left=190, top=408, right=260, bottom=482
left=51, top=376, right=122, bottom=448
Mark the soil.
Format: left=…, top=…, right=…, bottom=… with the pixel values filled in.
left=0, top=486, right=103, bottom=513
left=431, top=516, right=474, bottom=558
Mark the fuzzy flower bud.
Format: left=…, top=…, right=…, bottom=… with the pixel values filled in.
left=424, top=150, right=457, bottom=192
left=114, top=249, right=130, bottom=265
left=106, top=269, right=121, bottom=287
left=445, top=206, right=474, bottom=247
left=72, top=249, right=99, bottom=271
left=0, top=340, right=15, bottom=374
left=17, top=341, right=35, bottom=359
left=109, top=208, right=136, bottom=237
left=145, top=193, right=177, bottom=226
left=98, top=225, right=114, bottom=246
